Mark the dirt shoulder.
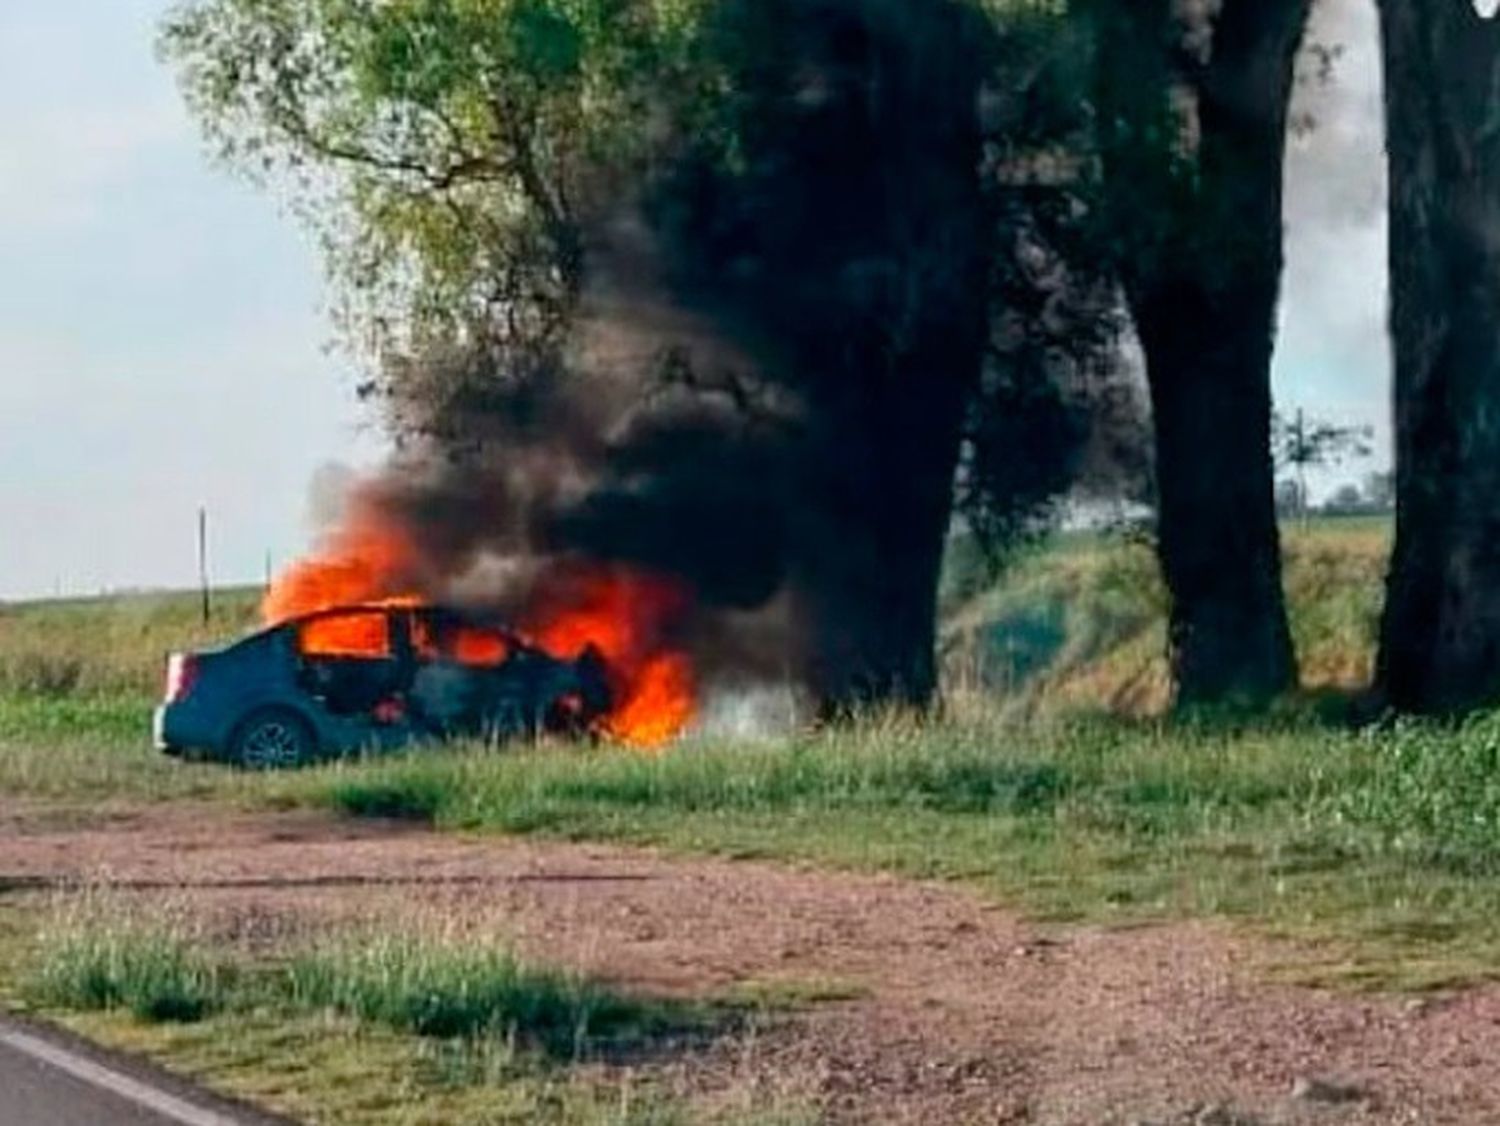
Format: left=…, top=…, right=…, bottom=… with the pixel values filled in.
left=1, top=799, right=1496, bottom=1125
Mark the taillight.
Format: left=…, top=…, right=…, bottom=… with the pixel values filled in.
left=165, top=654, right=199, bottom=703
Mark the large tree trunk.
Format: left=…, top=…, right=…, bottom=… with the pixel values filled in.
left=1134, top=275, right=1297, bottom=705
left=650, top=0, right=997, bottom=716
left=1375, top=0, right=1500, bottom=714
left=1093, top=0, right=1308, bottom=706
left=797, top=367, right=977, bottom=714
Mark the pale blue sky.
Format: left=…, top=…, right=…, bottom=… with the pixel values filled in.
left=0, top=1, right=383, bottom=599
left=1275, top=0, right=1391, bottom=480
left=0, top=0, right=1389, bottom=600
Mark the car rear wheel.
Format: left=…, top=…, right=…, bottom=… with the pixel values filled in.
left=231, top=709, right=315, bottom=770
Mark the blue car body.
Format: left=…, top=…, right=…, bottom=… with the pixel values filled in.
left=153, top=604, right=609, bottom=767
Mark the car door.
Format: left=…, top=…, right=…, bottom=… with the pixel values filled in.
left=295, top=609, right=407, bottom=718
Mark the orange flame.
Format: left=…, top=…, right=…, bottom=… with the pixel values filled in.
left=524, top=566, right=697, bottom=749
left=263, top=507, right=421, bottom=625
left=300, top=609, right=397, bottom=659
left=263, top=509, right=697, bottom=748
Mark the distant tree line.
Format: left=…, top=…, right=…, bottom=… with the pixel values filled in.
left=163, top=0, right=1500, bottom=719
left=1276, top=472, right=1395, bottom=521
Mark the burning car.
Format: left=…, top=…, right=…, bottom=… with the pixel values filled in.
left=153, top=603, right=612, bottom=768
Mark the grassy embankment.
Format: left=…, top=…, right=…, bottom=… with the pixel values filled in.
left=939, top=515, right=1390, bottom=714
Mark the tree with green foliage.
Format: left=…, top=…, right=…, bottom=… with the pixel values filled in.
left=1083, top=0, right=1311, bottom=708
left=1375, top=0, right=1500, bottom=715
left=162, top=0, right=705, bottom=427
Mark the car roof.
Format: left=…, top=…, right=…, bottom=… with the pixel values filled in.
left=261, top=602, right=528, bottom=645
left=200, top=606, right=584, bottom=668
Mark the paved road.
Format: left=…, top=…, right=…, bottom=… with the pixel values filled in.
left=0, top=1018, right=290, bottom=1126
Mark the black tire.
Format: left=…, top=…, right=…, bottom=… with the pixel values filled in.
left=230, top=708, right=316, bottom=770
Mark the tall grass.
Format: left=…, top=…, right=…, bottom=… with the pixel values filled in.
left=12, top=906, right=806, bottom=1125
left=317, top=713, right=1325, bottom=836
left=0, top=695, right=145, bottom=742
left=0, top=708, right=236, bottom=803
left=1326, top=716, right=1500, bottom=874
left=28, top=896, right=223, bottom=1022
left=288, top=929, right=693, bottom=1055
left=26, top=902, right=697, bottom=1059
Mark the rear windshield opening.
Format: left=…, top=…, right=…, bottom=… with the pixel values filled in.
left=299, top=612, right=392, bottom=659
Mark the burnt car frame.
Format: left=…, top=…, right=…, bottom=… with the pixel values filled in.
left=153, top=603, right=611, bottom=768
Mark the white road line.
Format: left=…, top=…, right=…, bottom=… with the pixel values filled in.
left=0, top=1027, right=243, bottom=1126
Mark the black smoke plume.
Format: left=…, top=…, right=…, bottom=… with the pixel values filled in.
left=323, top=0, right=1116, bottom=716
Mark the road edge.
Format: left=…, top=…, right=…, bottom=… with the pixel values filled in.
left=0, top=1013, right=297, bottom=1126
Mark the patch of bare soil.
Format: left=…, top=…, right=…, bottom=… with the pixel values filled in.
left=1, top=799, right=1497, bottom=1125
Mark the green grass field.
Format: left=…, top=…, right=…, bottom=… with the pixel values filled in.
left=0, top=585, right=261, bottom=801
left=13, top=517, right=1500, bottom=1119
left=265, top=707, right=1500, bottom=991
left=9, top=516, right=1495, bottom=991
left=0, top=585, right=261, bottom=700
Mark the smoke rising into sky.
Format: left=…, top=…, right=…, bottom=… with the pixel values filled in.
left=0, top=1, right=383, bottom=601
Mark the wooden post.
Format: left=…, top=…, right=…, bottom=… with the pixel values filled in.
left=198, top=507, right=211, bottom=624
left=1296, top=409, right=1310, bottom=531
